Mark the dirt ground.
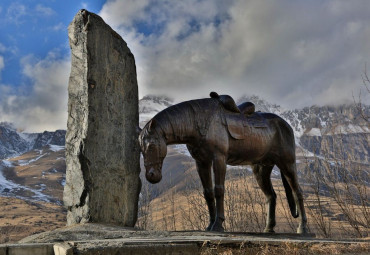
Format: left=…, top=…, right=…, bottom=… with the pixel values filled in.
left=0, top=196, right=65, bottom=244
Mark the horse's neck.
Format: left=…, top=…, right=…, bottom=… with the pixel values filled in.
left=156, top=103, right=196, bottom=145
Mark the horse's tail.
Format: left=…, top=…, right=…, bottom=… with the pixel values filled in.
left=281, top=174, right=299, bottom=218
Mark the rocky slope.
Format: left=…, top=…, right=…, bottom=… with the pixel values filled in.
left=0, top=123, right=31, bottom=159
left=0, top=122, right=66, bottom=160
left=237, top=96, right=369, bottom=163
left=0, top=144, right=65, bottom=203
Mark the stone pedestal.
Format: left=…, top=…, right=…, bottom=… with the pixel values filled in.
left=64, top=9, right=141, bottom=226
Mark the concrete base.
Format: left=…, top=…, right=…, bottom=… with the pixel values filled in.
left=0, top=224, right=368, bottom=255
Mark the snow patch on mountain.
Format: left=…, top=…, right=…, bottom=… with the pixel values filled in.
left=0, top=160, right=53, bottom=202
left=48, top=145, right=65, bottom=152
left=325, top=124, right=369, bottom=135
left=305, top=128, right=322, bottom=136
left=18, top=153, right=46, bottom=166
left=2, top=160, right=13, bottom=168
left=17, top=132, right=37, bottom=145
left=171, top=144, right=191, bottom=157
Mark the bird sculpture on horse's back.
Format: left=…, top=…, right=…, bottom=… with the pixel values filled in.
left=138, top=92, right=308, bottom=234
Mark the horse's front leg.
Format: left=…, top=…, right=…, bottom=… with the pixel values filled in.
left=195, top=160, right=215, bottom=231
left=211, top=154, right=226, bottom=232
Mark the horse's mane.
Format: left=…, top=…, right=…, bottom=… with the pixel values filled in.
left=142, top=98, right=220, bottom=139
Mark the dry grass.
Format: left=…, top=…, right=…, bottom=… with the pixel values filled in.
left=4, top=147, right=65, bottom=200
left=138, top=170, right=369, bottom=238
left=0, top=196, right=65, bottom=243
left=0, top=147, right=66, bottom=243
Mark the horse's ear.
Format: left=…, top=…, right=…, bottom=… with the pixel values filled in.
left=148, top=119, right=157, bottom=133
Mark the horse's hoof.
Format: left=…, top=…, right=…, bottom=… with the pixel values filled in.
left=211, top=227, right=224, bottom=232
left=263, top=228, right=275, bottom=233
left=205, top=222, right=214, bottom=231
left=297, top=226, right=309, bottom=234
left=210, top=223, right=224, bottom=232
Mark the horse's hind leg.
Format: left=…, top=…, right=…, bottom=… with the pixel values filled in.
left=211, top=154, right=226, bottom=232
left=278, top=162, right=308, bottom=234
left=195, top=160, right=216, bottom=231
left=252, top=164, right=276, bottom=233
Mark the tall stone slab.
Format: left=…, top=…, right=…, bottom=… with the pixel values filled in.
left=64, top=10, right=141, bottom=226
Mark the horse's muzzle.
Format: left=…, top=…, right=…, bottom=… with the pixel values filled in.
left=146, top=168, right=162, bottom=184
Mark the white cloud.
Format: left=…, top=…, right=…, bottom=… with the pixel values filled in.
left=6, top=3, right=27, bottom=24
left=99, top=0, right=370, bottom=108
left=0, top=51, right=70, bottom=132
left=35, top=4, right=55, bottom=16
left=99, top=0, right=150, bottom=28
left=1, top=0, right=368, bottom=133
left=52, top=22, right=66, bottom=31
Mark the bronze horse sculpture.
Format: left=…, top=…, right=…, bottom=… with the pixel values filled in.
left=139, top=92, right=308, bottom=234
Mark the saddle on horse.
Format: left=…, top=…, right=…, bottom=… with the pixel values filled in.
left=210, top=91, right=255, bottom=115
left=210, top=92, right=268, bottom=140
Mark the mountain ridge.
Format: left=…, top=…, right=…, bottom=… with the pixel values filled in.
left=0, top=122, right=66, bottom=160
left=1, top=95, right=368, bottom=161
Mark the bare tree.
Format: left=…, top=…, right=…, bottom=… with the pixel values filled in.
left=354, top=64, right=370, bottom=122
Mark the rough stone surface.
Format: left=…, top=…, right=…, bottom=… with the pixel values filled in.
left=64, top=9, right=141, bottom=226
left=18, top=223, right=317, bottom=244
left=7, top=243, right=54, bottom=255
left=53, top=242, right=73, bottom=255
left=75, top=243, right=199, bottom=255
left=15, top=224, right=369, bottom=255
left=0, top=246, right=6, bottom=255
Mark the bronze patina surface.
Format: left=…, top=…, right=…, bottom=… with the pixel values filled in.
left=139, top=92, right=308, bottom=234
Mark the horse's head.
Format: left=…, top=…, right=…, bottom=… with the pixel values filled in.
left=138, top=119, right=167, bottom=184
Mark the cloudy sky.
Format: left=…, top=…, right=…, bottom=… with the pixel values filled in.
left=0, top=0, right=369, bottom=132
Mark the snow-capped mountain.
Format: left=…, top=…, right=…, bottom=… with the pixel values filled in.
left=0, top=94, right=368, bottom=205
left=0, top=123, right=33, bottom=159
left=139, top=94, right=369, bottom=163
left=0, top=144, right=65, bottom=203
left=0, top=122, right=66, bottom=203
left=0, top=122, right=66, bottom=160
left=236, top=95, right=369, bottom=137
left=1, top=94, right=368, bottom=164
left=237, top=95, right=284, bottom=115
left=32, top=130, right=66, bottom=150
left=139, top=95, right=174, bottom=127
left=237, top=96, right=369, bottom=163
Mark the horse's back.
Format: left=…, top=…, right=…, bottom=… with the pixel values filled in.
left=260, top=112, right=295, bottom=146
left=259, top=112, right=296, bottom=163
left=225, top=111, right=296, bottom=165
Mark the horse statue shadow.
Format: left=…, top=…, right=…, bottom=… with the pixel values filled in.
left=138, top=92, right=308, bottom=234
